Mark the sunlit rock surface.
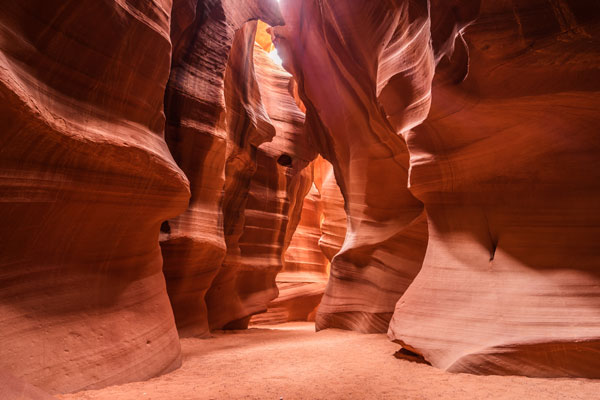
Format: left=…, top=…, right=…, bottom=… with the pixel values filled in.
left=160, top=0, right=283, bottom=337
left=316, top=158, right=347, bottom=263
left=389, top=0, right=600, bottom=378
left=273, top=179, right=329, bottom=324
left=0, top=0, right=190, bottom=393
left=273, top=0, right=429, bottom=333
left=252, top=158, right=334, bottom=325
left=206, top=43, right=316, bottom=329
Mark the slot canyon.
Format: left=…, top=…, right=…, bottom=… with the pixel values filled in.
left=0, top=0, right=599, bottom=399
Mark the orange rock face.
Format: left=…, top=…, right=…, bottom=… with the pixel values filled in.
left=251, top=157, right=342, bottom=325
left=316, top=158, right=347, bottom=263
left=205, top=43, right=315, bottom=329
left=160, top=0, right=284, bottom=337
left=0, top=370, right=54, bottom=400
left=272, top=176, right=329, bottom=324
left=389, top=0, right=600, bottom=378
left=273, top=0, right=430, bottom=333
left=2, top=0, right=599, bottom=390
left=0, top=0, right=189, bottom=393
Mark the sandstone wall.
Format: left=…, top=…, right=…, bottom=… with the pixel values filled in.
left=273, top=0, right=431, bottom=333
left=160, top=0, right=283, bottom=337
left=389, top=0, right=600, bottom=378
left=0, top=0, right=189, bottom=393
left=206, top=43, right=316, bottom=329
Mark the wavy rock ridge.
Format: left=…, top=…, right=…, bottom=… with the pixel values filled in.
left=1, top=0, right=599, bottom=393
left=273, top=0, right=432, bottom=333
left=273, top=0, right=599, bottom=378
left=251, top=156, right=346, bottom=325
left=205, top=40, right=316, bottom=329
left=160, top=0, right=284, bottom=337
left=389, top=0, right=600, bottom=378
left=0, top=0, right=189, bottom=393
left=0, top=0, right=306, bottom=393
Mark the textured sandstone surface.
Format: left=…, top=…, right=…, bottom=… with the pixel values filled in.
left=389, top=0, right=600, bottom=378
left=316, top=158, right=347, bottom=262
left=252, top=159, right=333, bottom=325
left=0, top=370, right=54, bottom=400
left=160, top=0, right=283, bottom=337
left=206, top=43, right=316, bottom=329
left=271, top=180, right=329, bottom=324
left=273, top=0, right=430, bottom=333
left=0, top=0, right=190, bottom=393
left=2, top=0, right=600, bottom=393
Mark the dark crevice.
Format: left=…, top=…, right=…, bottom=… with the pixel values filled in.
left=394, top=348, right=431, bottom=365
left=392, top=339, right=432, bottom=365
left=160, top=221, right=171, bottom=234
left=489, top=239, right=497, bottom=261
left=482, top=210, right=497, bottom=262
left=277, top=154, right=293, bottom=167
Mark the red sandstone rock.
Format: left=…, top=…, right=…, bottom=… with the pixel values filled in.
left=252, top=163, right=328, bottom=325
left=206, top=43, right=316, bottom=329
left=285, top=179, right=328, bottom=280
left=0, top=370, right=54, bottom=400
left=389, top=0, right=600, bottom=378
left=277, top=181, right=329, bottom=323
left=3, top=0, right=599, bottom=389
left=315, top=158, right=347, bottom=262
left=251, top=155, right=349, bottom=325
left=273, top=0, right=429, bottom=333
left=160, top=0, right=283, bottom=337
left=0, top=0, right=189, bottom=393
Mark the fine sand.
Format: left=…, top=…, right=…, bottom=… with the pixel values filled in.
left=59, top=322, right=600, bottom=400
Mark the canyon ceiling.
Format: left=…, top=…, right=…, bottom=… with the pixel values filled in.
left=0, top=0, right=599, bottom=395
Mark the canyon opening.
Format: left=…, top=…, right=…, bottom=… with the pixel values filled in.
left=1, top=0, right=599, bottom=399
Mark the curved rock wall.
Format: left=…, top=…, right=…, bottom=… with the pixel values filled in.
left=389, top=0, right=600, bottom=378
left=250, top=154, right=351, bottom=325
left=316, top=158, right=347, bottom=262
left=252, top=159, right=328, bottom=325
left=206, top=43, right=316, bottom=329
left=273, top=0, right=430, bottom=333
left=160, top=0, right=283, bottom=337
left=0, top=0, right=189, bottom=393
left=2, top=0, right=599, bottom=389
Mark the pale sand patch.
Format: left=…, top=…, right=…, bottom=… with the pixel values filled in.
left=59, top=322, right=600, bottom=400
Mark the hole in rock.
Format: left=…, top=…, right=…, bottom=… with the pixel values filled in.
left=276, top=154, right=293, bottom=167
left=489, top=230, right=498, bottom=261
left=160, top=221, right=171, bottom=234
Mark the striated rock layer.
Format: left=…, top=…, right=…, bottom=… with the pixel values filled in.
left=273, top=180, right=329, bottom=324
left=207, top=43, right=316, bottom=329
left=202, top=22, right=279, bottom=331
left=0, top=0, right=189, bottom=393
left=251, top=158, right=330, bottom=325
left=389, top=0, right=600, bottom=378
left=273, top=0, right=430, bottom=333
left=316, top=157, right=347, bottom=263
left=160, top=0, right=283, bottom=337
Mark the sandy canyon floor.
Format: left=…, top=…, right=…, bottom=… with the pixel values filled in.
left=59, top=322, right=600, bottom=400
